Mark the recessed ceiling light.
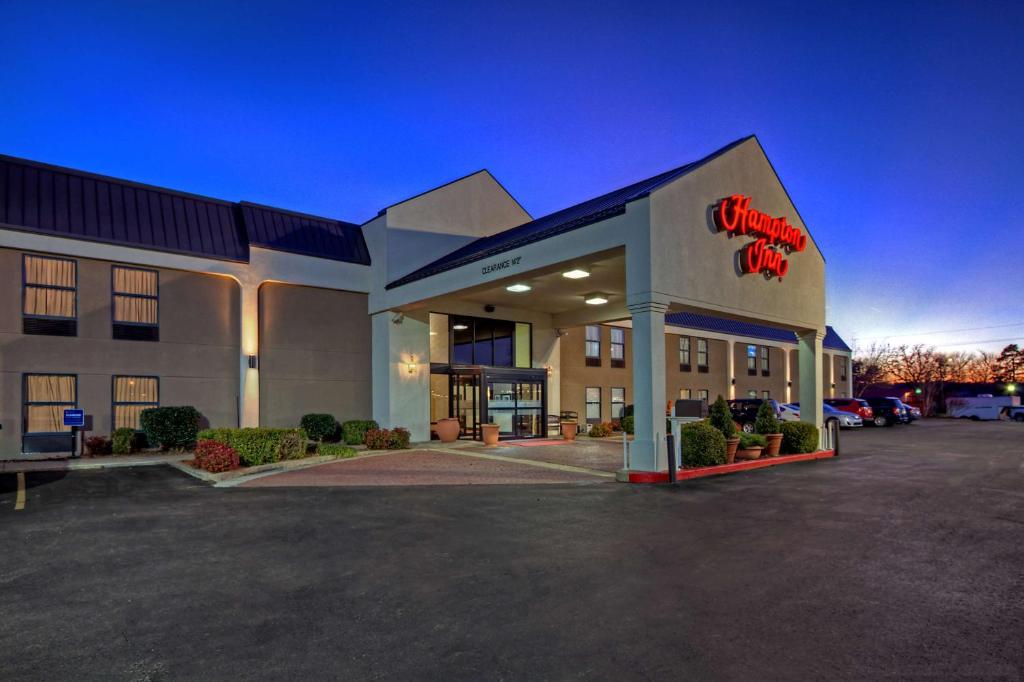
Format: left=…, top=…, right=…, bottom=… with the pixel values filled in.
left=453, top=324, right=469, bottom=330
left=584, top=294, right=609, bottom=305
left=506, top=283, right=531, bottom=293
left=562, top=269, right=590, bottom=279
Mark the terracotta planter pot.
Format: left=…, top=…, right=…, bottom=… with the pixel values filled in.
left=764, top=433, right=783, bottom=457
left=735, top=446, right=763, bottom=461
left=560, top=421, right=577, bottom=441
left=434, top=418, right=460, bottom=443
left=481, top=423, right=500, bottom=446
left=725, top=437, right=740, bottom=465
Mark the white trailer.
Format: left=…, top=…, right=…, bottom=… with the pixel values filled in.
left=947, top=395, right=1021, bottom=420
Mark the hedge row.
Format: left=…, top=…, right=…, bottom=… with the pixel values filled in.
left=198, top=427, right=308, bottom=467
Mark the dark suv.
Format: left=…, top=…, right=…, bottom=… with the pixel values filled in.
left=864, top=397, right=905, bottom=426
left=727, top=398, right=781, bottom=433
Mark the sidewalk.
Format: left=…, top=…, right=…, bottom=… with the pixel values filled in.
left=0, top=452, right=188, bottom=473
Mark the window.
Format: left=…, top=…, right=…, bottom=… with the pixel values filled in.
left=697, top=389, right=709, bottom=402
left=610, top=328, right=625, bottom=368
left=761, top=346, right=771, bottom=377
left=23, top=255, right=77, bottom=336
left=840, top=358, right=849, bottom=381
left=113, top=376, right=159, bottom=430
left=585, top=326, right=601, bottom=367
left=762, top=390, right=771, bottom=399
left=585, top=387, right=601, bottom=423
left=112, top=266, right=159, bottom=341
left=697, top=339, right=709, bottom=372
left=679, top=388, right=691, bottom=399
left=611, top=387, right=626, bottom=419
left=679, top=337, right=691, bottom=371
left=748, top=389, right=758, bottom=398
left=449, top=316, right=527, bottom=367
left=23, top=374, right=77, bottom=433
left=747, top=345, right=757, bottom=375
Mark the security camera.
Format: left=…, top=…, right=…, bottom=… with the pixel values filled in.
left=391, top=312, right=405, bottom=324
left=484, top=304, right=496, bottom=313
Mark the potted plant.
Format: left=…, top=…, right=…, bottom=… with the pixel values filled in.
left=481, top=423, right=500, bottom=446
left=735, top=433, right=766, bottom=460
left=708, top=395, right=740, bottom=464
left=755, top=401, right=784, bottom=457
left=560, top=420, right=578, bottom=441
left=434, top=417, right=460, bottom=443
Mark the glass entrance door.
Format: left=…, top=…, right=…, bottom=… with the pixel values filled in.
left=451, top=374, right=480, bottom=439
left=486, top=379, right=545, bottom=439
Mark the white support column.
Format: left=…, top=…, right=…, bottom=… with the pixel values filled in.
left=725, top=339, right=735, bottom=400
left=239, top=282, right=260, bottom=428
left=372, top=310, right=431, bottom=442
left=798, top=330, right=825, bottom=433
left=628, top=300, right=669, bottom=472
left=783, top=349, right=792, bottom=404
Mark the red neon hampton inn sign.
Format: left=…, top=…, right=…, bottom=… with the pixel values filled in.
left=713, top=195, right=807, bottom=280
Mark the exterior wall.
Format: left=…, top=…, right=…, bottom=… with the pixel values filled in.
left=258, top=283, right=372, bottom=428
left=733, top=343, right=788, bottom=399
left=0, top=247, right=239, bottom=455
left=664, top=333, right=730, bottom=403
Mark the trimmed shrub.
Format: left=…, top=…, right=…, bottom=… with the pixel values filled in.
left=193, top=439, right=240, bottom=473
left=301, top=413, right=339, bottom=442
left=342, top=419, right=379, bottom=446
left=739, top=433, right=767, bottom=449
left=364, top=427, right=411, bottom=450
left=85, top=436, right=112, bottom=456
left=754, top=401, right=781, bottom=435
left=111, top=427, right=137, bottom=455
left=620, top=415, right=634, bottom=435
left=780, top=422, right=819, bottom=454
left=317, top=442, right=358, bottom=458
left=198, top=427, right=308, bottom=467
left=140, top=406, right=201, bottom=450
left=679, top=421, right=727, bottom=468
left=588, top=422, right=614, bottom=438
left=708, top=395, right=736, bottom=440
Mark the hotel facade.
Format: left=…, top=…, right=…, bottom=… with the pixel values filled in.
left=0, top=136, right=851, bottom=472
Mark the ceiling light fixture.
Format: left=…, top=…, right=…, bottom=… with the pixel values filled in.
left=584, top=294, right=608, bottom=305
left=562, top=269, right=590, bottom=279
left=453, top=324, right=469, bottom=330
left=506, top=283, right=531, bottom=293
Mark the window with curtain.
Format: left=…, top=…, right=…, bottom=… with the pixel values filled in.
left=610, top=328, right=625, bottom=368
left=113, top=266, right=159, bottom=341
left=611, top=387, right=625, bottom=419
left=761, top=346, right=771, bottom=376
left=113, top=376, right=159, bottom=430
left=747, top=345, right=757, bottom=375
left=679, top=337, right=691, bottom=371
left=585, top=387, right=601, bottom=422
left=23, top=255, right=77, bottom=336
left=585, top=326, right=601, bottom=367
left=679, top=388, right=691, bottom=399
left=697, top=389, right=709, bottom=401
left=24, top=374, right=77, bottom=433
left=697, top=339, right=709, bottom=372
left=762, top=390, right=771, bottom=399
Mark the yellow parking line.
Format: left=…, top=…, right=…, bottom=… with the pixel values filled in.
left=15, top=472, right=26, bottom=511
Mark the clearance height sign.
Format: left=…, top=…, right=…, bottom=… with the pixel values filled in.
left=713, top=194, right=807, bottom=281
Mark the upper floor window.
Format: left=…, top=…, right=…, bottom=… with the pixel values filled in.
left=840, top=358, right=849, bottom=381
left=23, top=255, right=77, bottom=336
left=679, top=337, right=691, bottom=371
left=450, top=316, right=526, bottom=367
left=697, top=338, right=709, bottom=372
left=761, top=346, right=770, bottom=377
left=585, top=326, right=601, bottom=367
left=113, top=266, right=159, bottom=341
left=610, top=328, right=625, bottom=368
left=747, top=345, right=757, bottom=375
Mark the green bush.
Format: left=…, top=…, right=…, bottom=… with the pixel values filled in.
left=301, top=413, right=339, bottom=442
left=739, top=433, right=767, bottom=449
left=317, top=442, right=358, bottom=458
left=111, top=427, right=137, bottom=455
left=754, top=401, right=781, bottom=435
left=780, top=422, right=819, bottom=454
left=140, top=406, right=201, bottom=450
left=708, top=395, right=736, bottom=440
left=620, top=415, right=634, bottom=435
left=197, top=427, right=308, bottom=467
left=679, top=421, right=727, bottom=468
left=342, top=419, right=379, bottom=445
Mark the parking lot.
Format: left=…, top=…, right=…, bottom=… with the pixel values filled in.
left=1, top=419, right=1022, bottom=680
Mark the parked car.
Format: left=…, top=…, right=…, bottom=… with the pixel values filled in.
left=727, top=398, right=781, bottom=433
left=791, top=402, right=863, bottom=429
left=864, top=397, right=906, bottom=426
left=778, top=403, right=802, bottom=422
left=824, top=397, right=874, bottom=422
left=901, top=403, right=922, bottom=421
left=999, top=406, right=1024, bottom=422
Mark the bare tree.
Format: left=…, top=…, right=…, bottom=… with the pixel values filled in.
left=852, top=344, right=894, bottom=397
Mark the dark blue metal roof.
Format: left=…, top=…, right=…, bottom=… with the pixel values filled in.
left=0, top=154, right=368, bottom=265
left=666, top=312, right=851, bottom=351
left=386, top=136, right=755, bottom=289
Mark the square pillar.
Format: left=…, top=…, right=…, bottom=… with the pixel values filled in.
left=627, top=301, right=669, bottom=472
left=798, top=330, right=825, bottom=432
left=239, top=282, right=260, bottom=428
left=372, top=310, right=431, bottom=442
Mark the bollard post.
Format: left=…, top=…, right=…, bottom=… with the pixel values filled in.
left=666, top=433, right=677, bottom=483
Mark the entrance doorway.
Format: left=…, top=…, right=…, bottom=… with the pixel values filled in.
left=433, top=365, right=547, bottom=440
left=452, top=374, right=480, bottom=439
left=486, top=379, right=544, bottom=439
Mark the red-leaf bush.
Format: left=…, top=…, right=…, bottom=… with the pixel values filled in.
left=364, top=427, right=411, bottom=450
left=85, top=436, right=112, bottom=456
left=193, top=439, right=240, bottom=473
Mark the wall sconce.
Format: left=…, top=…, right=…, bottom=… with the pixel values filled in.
left=407, top=355, right=418, bottom=375
left=248, top=355, right=258, bottom=369
left=831, top=383, right=836, bottom=389
left=787, top=381, right=792, bottom=387
left=730, top=378, right=736, bottom=385
left=546, top=365, right=553, bottom=376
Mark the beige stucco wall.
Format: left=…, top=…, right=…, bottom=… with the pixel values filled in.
left=0, top=247, right=239, bottom=455
left=732, top=343, right=788, bottom=399
left=258, top=282, right=372, bottom=428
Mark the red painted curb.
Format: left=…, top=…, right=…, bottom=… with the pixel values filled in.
left=627, top=450, right=835, bottom=484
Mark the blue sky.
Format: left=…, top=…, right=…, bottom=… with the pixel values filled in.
left=2, top=1, right=1021, bottom=352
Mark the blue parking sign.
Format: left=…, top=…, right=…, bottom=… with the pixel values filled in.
left=63, top=409, right=85, bottom=427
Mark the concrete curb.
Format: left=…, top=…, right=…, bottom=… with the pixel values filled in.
left=168, top=450, right=402, bottom=487
left=0, top=454, right=189, bottom=473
